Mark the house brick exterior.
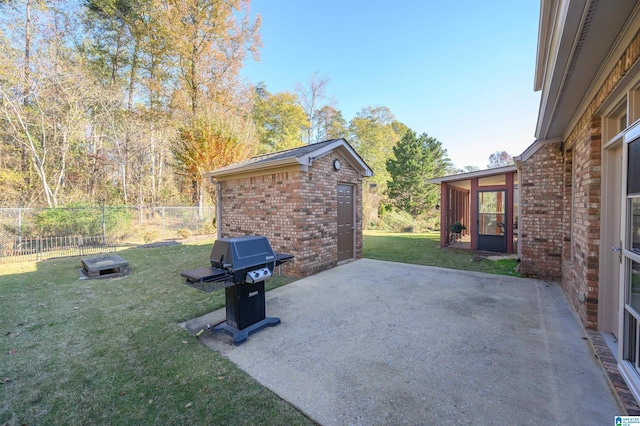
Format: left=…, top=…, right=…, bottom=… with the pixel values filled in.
left=518, top=142, right=564, bottom=281
left=209, top=140, right=371, bottom=278
left=519, top=13, right=640, bottom=330
left=523, top=0, right=640, bottom=408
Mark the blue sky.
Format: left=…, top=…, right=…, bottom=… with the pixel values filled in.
left=240, top=1, right=541, bottom=169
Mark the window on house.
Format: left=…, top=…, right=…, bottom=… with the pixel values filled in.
left=605, top=100, right=628, bottom=143
left=621, top=114, right=628, bottom=131
left=630, top=87, right=640, bottom=126
left=629, top=138, right=640, bottom=195
left=629, top=139, right=640, bottom=255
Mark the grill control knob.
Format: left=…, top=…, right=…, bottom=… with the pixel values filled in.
left=263, top=270, right=268, bottom=276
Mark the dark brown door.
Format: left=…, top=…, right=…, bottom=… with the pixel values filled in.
left=337, top=184, right=354, bottom=262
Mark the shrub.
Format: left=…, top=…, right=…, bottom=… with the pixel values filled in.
left=377, top=209, right=415, bottom=232
left=33, top=203, right=133, bottom=237
left=200, top=220, right=215, bottom=235
left=34, top=203, right=100, bottom=236
left=142, top=230, right=159, bottom=244
left=177, top=228, right=191, bottom=239
left=451, top=222, right=466, bottom=233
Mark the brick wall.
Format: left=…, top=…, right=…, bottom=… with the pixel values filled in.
left=218, top=151, right=363, bottom=278
left=519, top=142, right=565, bottom=280
left=563, top=117, right=602, bottom=329
left=520, top=27, right=640, bottom=329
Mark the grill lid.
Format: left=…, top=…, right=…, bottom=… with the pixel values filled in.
left=210, top=236, right=276, bottom=271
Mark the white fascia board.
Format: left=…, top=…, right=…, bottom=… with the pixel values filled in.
left=514, top=138, right=563, bottom=164
left=429, top=165, right=516, bottom=184
left=298, top=139, right=346, bottom=165
left=535, top=0, right=585, bottom=140
left=303, top=138, right=374, bottom=177
left=535, top=0, right=558, bottom=91
left=204, top=157, right=300, bottom=179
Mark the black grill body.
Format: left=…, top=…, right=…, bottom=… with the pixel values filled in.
left=225, top=281, right=266, bottom=330
left=180, top=236, right=293, bottom=345
left=210, top=236, right=276, bottom=270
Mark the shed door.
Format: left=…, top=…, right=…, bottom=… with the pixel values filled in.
left=337, top=184, right=355, bottom=262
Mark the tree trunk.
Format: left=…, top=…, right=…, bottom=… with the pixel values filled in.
left=191, top=179, right=198, bottom=206
left=190, top=42, right=198, bottom=115
left=127, top=40, right=139, bottom=111
left=23, top=0, right=31, bottom=106
left=20, top=0, right=32, bottom=192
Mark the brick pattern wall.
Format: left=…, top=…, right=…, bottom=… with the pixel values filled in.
left=219, top=152, right=363, bottom=278
left=519, top=142, right=565, bottom=280
left=562, top=149, right=573, bottom=262
left=563, top=117, right=602, bottom=329
left=521, top=27, right=640, bottom=329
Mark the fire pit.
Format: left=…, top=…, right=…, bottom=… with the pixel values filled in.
left=80, top=254, right=130, bottom=279
left=180, top=236, right=293, bottom=345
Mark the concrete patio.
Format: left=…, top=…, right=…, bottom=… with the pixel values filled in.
left=183, top=259, right=623, bottom=425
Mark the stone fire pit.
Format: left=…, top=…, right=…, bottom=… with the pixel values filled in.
left=80, top=255, right=130, bottom=279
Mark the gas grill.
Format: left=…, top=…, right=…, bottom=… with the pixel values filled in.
left=180, top=236, right=293, bottom=345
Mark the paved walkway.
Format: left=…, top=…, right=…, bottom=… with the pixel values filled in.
left=183, top=259, right=623, bottom=425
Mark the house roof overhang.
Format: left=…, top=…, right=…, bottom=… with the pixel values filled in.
left=534, top=0, right=640, bottom=143
left=205, top=138, right=374, bottom=181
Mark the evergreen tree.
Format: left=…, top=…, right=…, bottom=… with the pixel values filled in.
left=386, top=130, right=451, bottom=216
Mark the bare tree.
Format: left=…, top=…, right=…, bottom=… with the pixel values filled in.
left=295, top=72, right=330, bottom=144
left=487, top=151, right=514, bottom=168
left=0, top=6, right=109, bottom=207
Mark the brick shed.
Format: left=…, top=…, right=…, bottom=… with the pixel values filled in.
left=205, top=138, right=373, bottom=278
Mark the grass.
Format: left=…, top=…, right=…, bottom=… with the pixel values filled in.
left=0, top=240, right=313, bottom=426
left=363, top=230, right=521, bottom=277
left=1, top=231, right=520, bottom=425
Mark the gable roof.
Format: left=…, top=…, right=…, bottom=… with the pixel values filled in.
left=205, top=138, right=374, bottom=180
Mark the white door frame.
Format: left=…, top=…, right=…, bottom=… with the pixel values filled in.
left=600, top=140, right=622, bottom=338
left=617, top=122, right=640, bottom=402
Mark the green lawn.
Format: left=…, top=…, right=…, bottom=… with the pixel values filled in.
left=1, top=231, right=519, bottom=425
left=0, top=240, right=312, bottom=426
left=363, top=230, right=521, bottom=277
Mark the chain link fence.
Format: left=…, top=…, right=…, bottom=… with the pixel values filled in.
left=0, top=206, right=215, bottom=263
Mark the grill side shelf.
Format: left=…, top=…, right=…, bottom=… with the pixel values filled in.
left=180, top=267, right=233, bottom=292
left=274, top=253, right=294, bottom=266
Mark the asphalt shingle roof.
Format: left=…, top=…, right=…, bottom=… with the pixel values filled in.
left=207, top=138, right=371, bottom=177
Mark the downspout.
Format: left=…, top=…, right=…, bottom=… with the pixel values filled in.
left=514, top=161, right=522, bottom=261
left=209, top=176, right=222, bottom=239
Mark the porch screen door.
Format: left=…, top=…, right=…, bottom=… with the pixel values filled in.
left=621, top=136, right=640, bottom=383
left=476, top=190, right=507, bottom=252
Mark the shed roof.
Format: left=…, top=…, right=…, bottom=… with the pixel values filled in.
left=205, top=138, right=373, bottom=180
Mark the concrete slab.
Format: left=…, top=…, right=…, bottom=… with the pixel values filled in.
left=183, top=259, right=623, bottom=425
